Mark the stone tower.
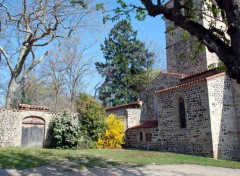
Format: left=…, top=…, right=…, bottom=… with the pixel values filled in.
left=165, top=0, right=226, bottom=74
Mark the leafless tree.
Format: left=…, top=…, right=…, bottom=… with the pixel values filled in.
left=41, top=36, right=95, bottom=111
left=0, top=0, right=100, bottom=108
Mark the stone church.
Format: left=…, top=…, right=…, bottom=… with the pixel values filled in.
left=106, top=0, right=240, bottom=160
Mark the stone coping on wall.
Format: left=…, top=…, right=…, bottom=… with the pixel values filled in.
left=155, top=72, right=226, bottom=95
left=0, top=108, right=19, bottom=113
left=127, top=120, right=158, bottom=130
left=19, top=104, right=50, bottom=112
left=0, top=107, right=79, bottom=117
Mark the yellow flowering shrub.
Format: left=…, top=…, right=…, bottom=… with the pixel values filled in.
left=97, top=114, right=125, bottom=149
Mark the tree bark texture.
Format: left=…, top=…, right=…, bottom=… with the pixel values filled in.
left=5, top=77, right=18, bottom=109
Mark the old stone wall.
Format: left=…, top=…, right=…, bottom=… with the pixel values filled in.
left=165, top=0, right=223, bottom=75
left=0, top=109, right=55, bottom=147
left=126, top=128, right=161, bottom=150
left=140, top=73, right=182, bottom=121
left=233, top=80, right=240, bottom=131
left=106, top=109, right=126, bottom=117
left=207, top=75, right=240, bottom=159
left=126, top=109, right=141, bottom=129
left=233, top=79, right=240, bottom=158
left=106, top=109, right=127, bottom=129
left=156, top=81, right=213, bottom=157
left=0, top=109, right=20, bottom=147
left=166, top=30, right=208, bottom=74
left=106, top=108, right=141, bottom=129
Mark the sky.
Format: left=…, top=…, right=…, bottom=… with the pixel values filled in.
left=0, top=1, right=168, bottom=107
left=85, top=8, right=167, bottom=96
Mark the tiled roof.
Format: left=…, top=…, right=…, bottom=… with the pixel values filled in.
left=128, top=120, right=158, bottom=130
left=139, top=71, right=187, bottom=92
left=155, top=72, right=226, bottom=94
left=106, top=102, right=140, bottom=111
left=181, top=68, right=221, bottom=83
left=19, top=104, right=50, bottom=111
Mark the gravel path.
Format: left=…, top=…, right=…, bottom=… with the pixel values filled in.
left=1, top=162, right=240, bottom=176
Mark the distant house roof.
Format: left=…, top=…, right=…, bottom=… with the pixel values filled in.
left=128, top=120, right=158, bottom=130
left=106, top=102, right=140, bottom=111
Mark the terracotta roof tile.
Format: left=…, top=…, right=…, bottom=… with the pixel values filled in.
left=128, top=120, right=158, bottom=130
left=181, top=68, right=220, bottom=80
left=106, top=102, right=140, bottom=111
left=155, top=72, right=226, bottom=94
left=19, top=104, right=50, bottom=111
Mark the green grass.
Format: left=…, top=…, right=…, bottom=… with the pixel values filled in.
left=0, top=148, right=121, bottom=170
left=84, top=149, right=240, bottom=168
left=0, top=148, right=240, bottom=170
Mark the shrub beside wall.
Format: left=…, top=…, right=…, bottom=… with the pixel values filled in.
left=97, top=114, right=125, bottom=149
left=50, top=111, right=81, bottom=149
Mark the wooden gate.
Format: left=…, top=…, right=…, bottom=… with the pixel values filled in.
left=21, top=117, right=45, bottom=148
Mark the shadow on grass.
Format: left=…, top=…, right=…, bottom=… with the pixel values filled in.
left=0, top=148, right=124, bottom=170
left=68, top=155, right=123, bottom=169
left=0, top=149, right=59, bottom=169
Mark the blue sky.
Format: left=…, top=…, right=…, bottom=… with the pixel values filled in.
left=0, top=1, right=168, bottom=106
left=85, top=11, right=167, bottom=96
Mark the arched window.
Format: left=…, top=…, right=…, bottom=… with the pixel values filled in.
left=179, top=97, right=187, bottom=128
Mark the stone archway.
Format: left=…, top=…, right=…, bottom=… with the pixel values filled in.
left=21, top=116, right=45, bottom=148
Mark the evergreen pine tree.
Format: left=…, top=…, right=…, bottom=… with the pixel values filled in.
left=96, top=20, right=155, bottom=106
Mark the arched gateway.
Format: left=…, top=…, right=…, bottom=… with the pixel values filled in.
left=21, top=116, right=45, bottom=147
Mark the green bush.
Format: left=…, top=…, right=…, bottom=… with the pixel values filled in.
left=77, top=133, right=96, bottom=149
left=45, top=94, right=106, bottom=149
left=76, top=93, right=106, bottom=142
left=51, top=111, right=81, bottom=149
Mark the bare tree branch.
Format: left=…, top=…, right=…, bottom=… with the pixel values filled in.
left=0, top=46, right=13, bottom=72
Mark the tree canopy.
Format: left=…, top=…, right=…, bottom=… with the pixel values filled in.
left=112, top=0, right=240, bottom=83
left=96, top=19, right=155, bottom=107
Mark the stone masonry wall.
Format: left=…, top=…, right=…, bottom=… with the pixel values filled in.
left=165, top=0, right=221, bottom=75
left=106, top=108, right=141, bottom=129
left=157, top=81, right=213, bottom=157
left=207, top=75, right=240, bottom=159
left=106, top=109, right=126, bottom=117
left=166, top=32, right=208, bottom=74
left=126, top=109, right=141, bottom=129
left=126, top=128, right=161, bottom=150
left=0, top=109, right=20, bottom=147
left=0, top=109, right=54, bottom=147
left=232, top=79, right=240, bottom=159
left=106, top=109, right=127, bottom=129
left=140, top=74, right=182, bottom=121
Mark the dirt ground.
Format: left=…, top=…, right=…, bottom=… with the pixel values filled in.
left=1, top=160, right=240, bottom=176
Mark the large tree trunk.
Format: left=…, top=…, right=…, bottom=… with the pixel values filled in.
left=221, top=0, right=240, bottom=81
left=5, top=76, right=19, bottom=109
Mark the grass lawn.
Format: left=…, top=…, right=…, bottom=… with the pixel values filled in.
left=0, top=147, right=240, bottom=170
